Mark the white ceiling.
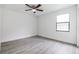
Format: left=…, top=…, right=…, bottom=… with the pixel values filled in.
left=1, top=4, right=75, bottom=16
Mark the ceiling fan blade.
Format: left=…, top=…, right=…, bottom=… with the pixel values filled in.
left=25, top=9, right=32, bottom=11
left=25, top=4, right=32, bottom=8
left=35, top=4, right=41, bottom=8
left=36, top=9, right=43, bottom=12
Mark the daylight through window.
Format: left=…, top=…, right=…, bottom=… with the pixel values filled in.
left=56, top=14, right=70, bottom=32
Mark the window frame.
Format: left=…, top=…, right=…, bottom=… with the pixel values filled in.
left=56, top=14, right=70, bottom=32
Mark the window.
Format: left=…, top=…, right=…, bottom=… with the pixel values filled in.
left=56, top=14, right=70, bottom=32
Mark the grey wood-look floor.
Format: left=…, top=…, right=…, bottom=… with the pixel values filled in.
left=1, top=36, right=79, bottom=54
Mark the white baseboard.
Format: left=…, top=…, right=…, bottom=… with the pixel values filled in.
left=2, top=34, right=37, bottom=43
left=38, top=33, right=76, bottom=46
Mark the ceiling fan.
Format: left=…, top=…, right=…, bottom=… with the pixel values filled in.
left=25, top=4, right=43, bottom=13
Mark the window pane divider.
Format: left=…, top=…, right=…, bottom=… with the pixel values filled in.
left=56, top=22, right=70, bottom=23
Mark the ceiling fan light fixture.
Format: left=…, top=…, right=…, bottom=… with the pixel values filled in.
left=32, top=9, right=36, bottom=12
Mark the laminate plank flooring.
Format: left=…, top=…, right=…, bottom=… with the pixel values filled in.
left=1, top=36, right=79, bottom=54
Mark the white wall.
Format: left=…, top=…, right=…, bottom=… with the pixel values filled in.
left=0, top=7, right=3, bottom=43
left=2, top=7, right=37, bottom=42
left=0, top=8, right=1, bottom=43
left=77, top=5, right=79, bottom=46
left=0, top=6, right=3, bottom=51
left=38, top=5, right=77, bottom=44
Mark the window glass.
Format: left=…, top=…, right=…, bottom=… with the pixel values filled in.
left=57, top=14, right=69, bottom=22
left=56, top=14, right=70, bottom=32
